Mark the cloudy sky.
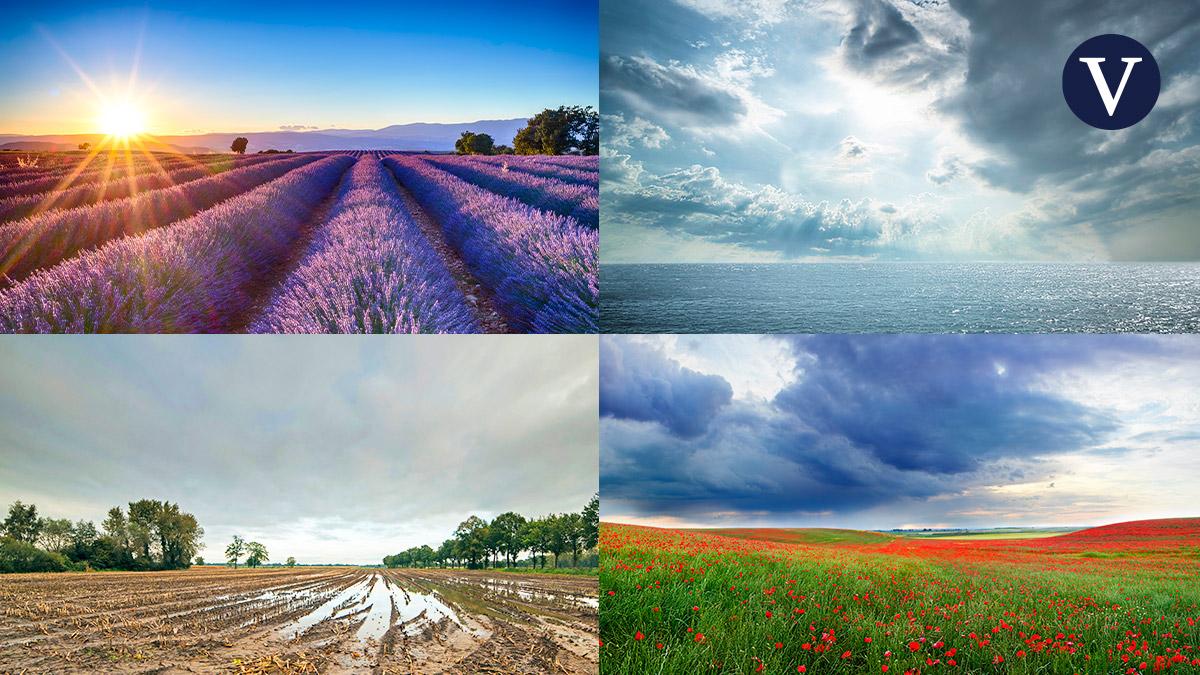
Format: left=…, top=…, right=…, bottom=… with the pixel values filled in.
left=601, top=334, right=1200, bottom=530
left=0, top=337, right=597, bottom=565
left=601, top=0, right=1200, bottom=262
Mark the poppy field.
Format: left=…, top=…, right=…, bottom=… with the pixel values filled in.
left=599, top=519, right=1200, bottom=674
left=0, top=150, right=598, bottom=333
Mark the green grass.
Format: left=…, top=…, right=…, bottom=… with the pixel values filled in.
left=600, top=524, right=1200, bottom=674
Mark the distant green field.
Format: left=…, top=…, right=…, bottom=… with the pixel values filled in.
left=695, top=527, right=897, bottom=546
left=897, top=528, right=1080, bottom=540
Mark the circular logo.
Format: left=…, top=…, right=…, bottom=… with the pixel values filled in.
left=1062, top=34, right=1159, bottom=130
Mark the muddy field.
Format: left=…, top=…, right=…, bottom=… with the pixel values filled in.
left=0, top=567, right=598, bottom=674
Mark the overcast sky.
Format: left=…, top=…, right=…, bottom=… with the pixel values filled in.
left=601, top=0, right=1200, bottom=262
left=0, top=337, right=597, bottom=565
left=601, top=334, right=1200, bottom=530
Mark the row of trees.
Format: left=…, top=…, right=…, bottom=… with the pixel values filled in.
left=1, top=500, right=203, bottom=573
left=456, top=105, right=599, bottom=156
left=383, top=495, right=598, bottom=570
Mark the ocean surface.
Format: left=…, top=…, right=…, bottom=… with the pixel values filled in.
left=601, top=263, right=1200, bottom=333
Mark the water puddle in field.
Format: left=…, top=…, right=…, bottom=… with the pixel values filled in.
left=473, top=577, right=598, bottom=609
left=278, top=573, right=466, bottom=644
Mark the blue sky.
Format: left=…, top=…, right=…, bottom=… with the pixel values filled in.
left=601, top=334, right=1200, bottom=529
left=0, top=336, right=598, bottom=565
left=600, top=0, right=1200, bottom=262
left=0, top=0, right=597, bottom=134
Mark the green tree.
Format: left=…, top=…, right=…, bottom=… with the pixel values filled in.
left=2, top=501, right=41, bottom=544
left=437, top=539, right=458, bottom=568
left=523, top=518, right=554, bottom=569
left=225, top=535, right=245, bottom=568
left=123, top=500, right=202, bottom=569
left=545, top=514, right=570, bottom=568
left=582, top=493, right=599, bottom=551
left=69, top=520, right=98, bottom=557
left=38, top=518, right=73, bottom=552
left=101, top=507, right=128, bottom=549
left=245, top=541, right=268, bottom=568
left=454, top=515, right=489, bottom=569
left=491, top=512, right=527, bottom=567
left=156, top=503, right=203, bottom=569
left=230, top=137, right=249, bottom=154
left=454, top=131, right=495, bottom=155
left=563, top=512, right=586, bottom=567
left=0, top=538, right=68, bottom=573
left=127, top=500, right=158, bottom=561
left=513, top=106, right=598, bottom=155
left=195, top=556, right=206, bottom=566
left=286, top=556, right=296, bottom=568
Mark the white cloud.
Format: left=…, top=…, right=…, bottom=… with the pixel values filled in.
left=603, top=113, right=670, bottom=149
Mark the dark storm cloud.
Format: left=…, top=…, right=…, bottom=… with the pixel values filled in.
left=839, top=0, right=962, bottom=90
left=600, top=338, right=733, bottom=438
left=601, top=54, right=747, bottom=127
left=774, top=335, right=1122, bottom=473
left=601, top=335, right=1170, bottom=520
left=939, top=0, right=1200, bottom=254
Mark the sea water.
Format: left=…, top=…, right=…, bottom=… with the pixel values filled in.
left=601, top=263, right=1200, bottom=333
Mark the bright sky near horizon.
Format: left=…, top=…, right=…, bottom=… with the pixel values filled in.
left=601, top=334, right=1200, bottom=530
left=0, top=0, right=597, bottom=135
left=0, top=337, right=599, bottom=565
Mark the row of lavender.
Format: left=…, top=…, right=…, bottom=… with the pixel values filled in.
left=0, top=154, right=319, bottom=285
left=0, top=153, right=598, bottom=332
left=0, top=152, right=210, bottom=199
left=0, top=155, right=355, bottom=332
left=0, top=153, right=299, bottom=223
left=419, top=155, right=598, bottom=229
left=385, top=155, right=598, bottom=333
left=0, top=151, right=297, bottom=197
left=252, top=156, right=478, bottom=333
left=474, top=155, right=597, bottom=186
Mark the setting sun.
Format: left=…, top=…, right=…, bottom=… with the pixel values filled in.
left=97, top=102, right=145, bottom=138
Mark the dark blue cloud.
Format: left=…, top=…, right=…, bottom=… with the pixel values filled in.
left=601, top=335, right=1172, bottom=520
left=600, top=338, right=733, bottom=438
left=774, top=335, right=1148, bottom=473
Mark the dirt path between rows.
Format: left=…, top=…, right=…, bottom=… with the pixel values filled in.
left=386, top=171, right=513, bottom=334
left=223, top=162, right=355, bottom=333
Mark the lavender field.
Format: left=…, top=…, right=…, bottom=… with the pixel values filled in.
left=0, top=151, right=598, bottom=333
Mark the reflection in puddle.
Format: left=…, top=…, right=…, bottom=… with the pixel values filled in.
left=278, top=573, right=466, bottom=645
left=473, top=577, right=599, bottom=609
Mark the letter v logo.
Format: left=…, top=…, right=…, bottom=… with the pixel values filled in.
left=1078, top=57, right=1142, bottom=116
left=1063, top=34, right=1160, bottom=130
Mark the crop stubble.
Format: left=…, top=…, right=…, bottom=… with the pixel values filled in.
left=0, top=566, right=598, bottom=674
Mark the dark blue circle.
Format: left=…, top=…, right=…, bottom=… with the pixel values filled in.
left=1062, top=34, right=1159, bottom=130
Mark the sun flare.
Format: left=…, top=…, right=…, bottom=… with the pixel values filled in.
left=98, top=102, right=146, bottom=138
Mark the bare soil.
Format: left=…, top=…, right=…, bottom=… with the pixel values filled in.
left=0, top=567, right=597, bottom=674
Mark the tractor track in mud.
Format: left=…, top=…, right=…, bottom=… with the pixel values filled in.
left=0, top=567, right=597, bottom=674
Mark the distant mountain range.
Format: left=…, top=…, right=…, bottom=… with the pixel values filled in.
left=0, top=118, right=528, bottom=154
